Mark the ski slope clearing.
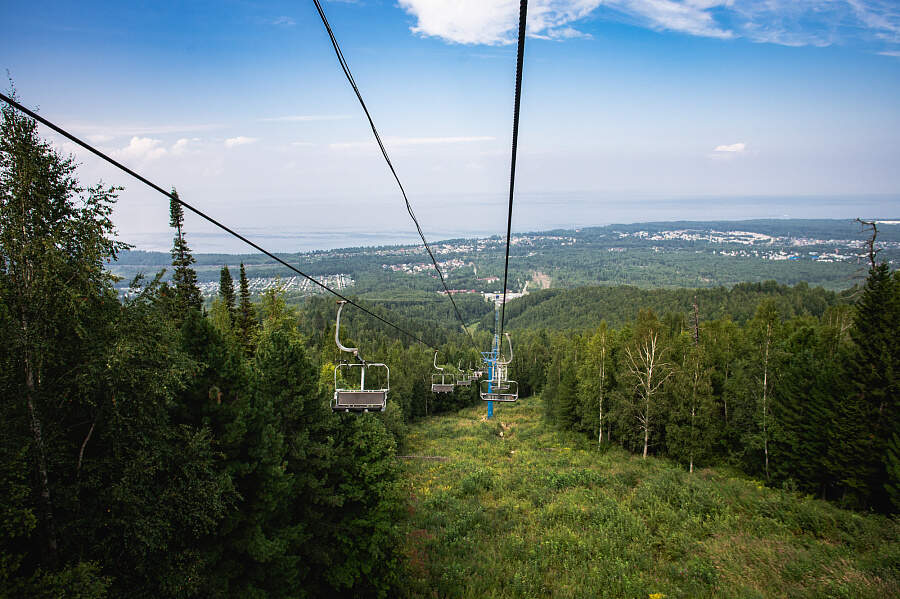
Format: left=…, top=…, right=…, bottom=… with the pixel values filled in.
left=399, top=398, right=899, bottom=598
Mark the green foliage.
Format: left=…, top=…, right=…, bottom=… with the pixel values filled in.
left=399, top=399, right=900, bottom=598
left=846, top=263, right=900, bottom=510
left=237, top=262, right=258, bottom=354
left=886, top=433, right=900, bottom=512
left=218, top=264, right=236, bottom=322
left=0, top=103, right=406, bottom=598
left=168, top=190, right=201, bottom=318
left=517, top=264, right=899, bottom=512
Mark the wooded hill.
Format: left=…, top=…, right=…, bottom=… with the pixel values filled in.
left=476, top=281, right=846, bottom=331
left=2, top=96, right=898, bottom=598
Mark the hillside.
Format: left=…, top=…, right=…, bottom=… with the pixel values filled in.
left=109, top=219, right=900, bottom=299
left=399, top=398, right=900, bottom=598
left=477, top=281, right=845, bottom=331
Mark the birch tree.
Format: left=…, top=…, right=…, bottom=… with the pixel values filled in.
left=0, top=96, right=127, bottom=566
left=578, top=322, right=611, bottom=445
left=752, top=300, right=779, bottom=480
left=624, top=314, right=672, bottom=458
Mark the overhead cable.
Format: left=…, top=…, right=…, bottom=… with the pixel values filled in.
left=0, top=91, right=435, bottom=349
left=499, top=0, right=528, bottom=341
left=310, top=0, right=480, bottom=353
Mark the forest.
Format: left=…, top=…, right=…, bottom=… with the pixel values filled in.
left=2, top=98, right=898, bottom=597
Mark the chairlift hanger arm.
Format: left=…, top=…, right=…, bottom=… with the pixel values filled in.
left=499, top=332, right=514, bottom=365
left=335, top=301, right=363, bottom=361
left=433, top=351, right=444, bottom=373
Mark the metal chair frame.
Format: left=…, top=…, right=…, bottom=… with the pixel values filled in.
left=479, top=378, right=518, bottom=402
left=479, top=332, right=518, bottom=403
left=334, top=362, right=389, bottom=412
left=332, top=301, right=388, bottom=412
left=431, top=351, right=455, bottom=393
left=455, top=360, right=472, bottom=386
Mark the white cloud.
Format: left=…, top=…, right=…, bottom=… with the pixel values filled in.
left=224, top=136, right=258, bottom=148
left=395, top=0, right=900, bottom=51
left=398, top=0, right=604, bottom=45
left=290, top=141, right=315, bottom=147
left=390, top=136, right=496, bottom=145
left=330, top=136, right=495, bottom=150
left=878, top=50, right=900, bottom=57
left=86, top=133, right=114, bottom=143
left=113, top=137, right=167, bottom=161
left=260, top=115, right=352, bottom=122
left=614, top=0, right=733, bottom=39
left=270, top=16, right=296, bottom=26
left=171, top=137, right=201, bottom=155
left=713, top=142, right=746, bottom=152
left=847, top=0, right=900, bottom=43
left=396, top=0, right=732, bottom=45
left=69, top=122, right=222, bottom=138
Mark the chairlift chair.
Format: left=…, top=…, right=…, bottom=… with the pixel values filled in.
left=455, top=360, right=472, bottom=387
left=479, top=332, right=518, bottom=403
left=431, top=351, right=455, bottom=393
left=332, top=301, right=389, bottom=412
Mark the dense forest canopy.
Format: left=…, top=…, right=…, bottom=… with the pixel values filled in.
left=1, top=98, right=898, bottom=598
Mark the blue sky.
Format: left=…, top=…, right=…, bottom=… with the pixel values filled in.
left=3, top=1, right=899, bottom=251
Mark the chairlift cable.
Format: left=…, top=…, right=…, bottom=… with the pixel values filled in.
left=311, top=0, right=480, bottom=353
left=0, top=92, right=434, bottom=349
left=499, top=0, right=528, bottom=342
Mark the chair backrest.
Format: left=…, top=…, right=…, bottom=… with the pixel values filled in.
left=333, top=362, right=389, bottom=411
left=479, top=379, right=518, bottom=402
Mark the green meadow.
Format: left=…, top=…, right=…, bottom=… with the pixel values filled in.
left=398, top=397, right=900, bottom=599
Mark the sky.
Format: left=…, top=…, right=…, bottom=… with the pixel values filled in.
left=2, top=0, right=900, bottom=252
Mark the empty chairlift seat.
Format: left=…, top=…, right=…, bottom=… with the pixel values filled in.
left=431, top=375, right=455, bottom=393
left=334, top=362, right=389, bottom=412
left=479, top=378, right=518, bottom=402
left=331, top=300, right=389, bottom=413
left=479, top=332, right=518, bottom=402
left=455, top=361, right=472, bottom=387
left=431, top=351, right=455, bottom=393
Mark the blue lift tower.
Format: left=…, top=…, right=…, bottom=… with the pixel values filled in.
left=481, top=296, right=502, bottom=419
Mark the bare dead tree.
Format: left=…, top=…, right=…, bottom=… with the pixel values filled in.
left=856, top=218, right=879, bottom=270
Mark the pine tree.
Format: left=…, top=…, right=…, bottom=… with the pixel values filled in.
left=237, top=262, right=257, bottom=352
left=847, top=261, right=900, bottom=509
left=886, top=432, right=900, bottom=512
left=219, top=264, right=236, bottom=323
left=169, top=190, right=201, bottom=317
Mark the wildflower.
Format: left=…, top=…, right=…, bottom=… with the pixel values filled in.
left=649, top=594, right=666, bottom=599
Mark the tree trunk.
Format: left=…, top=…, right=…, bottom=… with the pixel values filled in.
left=723, top=365, right=729, bottom=424
left=762, top=324, right=771, bottom=480
left=598, top=342, right=605, bottom=445
left=25, top=347, right=58, bottom=567
left=642, top=418, right=649, bottom=459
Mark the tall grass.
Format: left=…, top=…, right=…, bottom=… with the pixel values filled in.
left=399, top=397, right=899, bottom=598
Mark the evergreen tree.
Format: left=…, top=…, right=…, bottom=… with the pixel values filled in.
left=218, top=264, right=236, bottom=323
left=169, top=190, right=201, bottom=317
left=237, top=262, right=257, bottom=352
left=886, top=432, right=900, bottom=512
left=770, top=323, right=845, bottom=498
left=847, top=261, right=900, bottom=510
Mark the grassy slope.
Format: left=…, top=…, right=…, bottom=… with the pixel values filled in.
left=399, top=398, right=899, bottom=598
